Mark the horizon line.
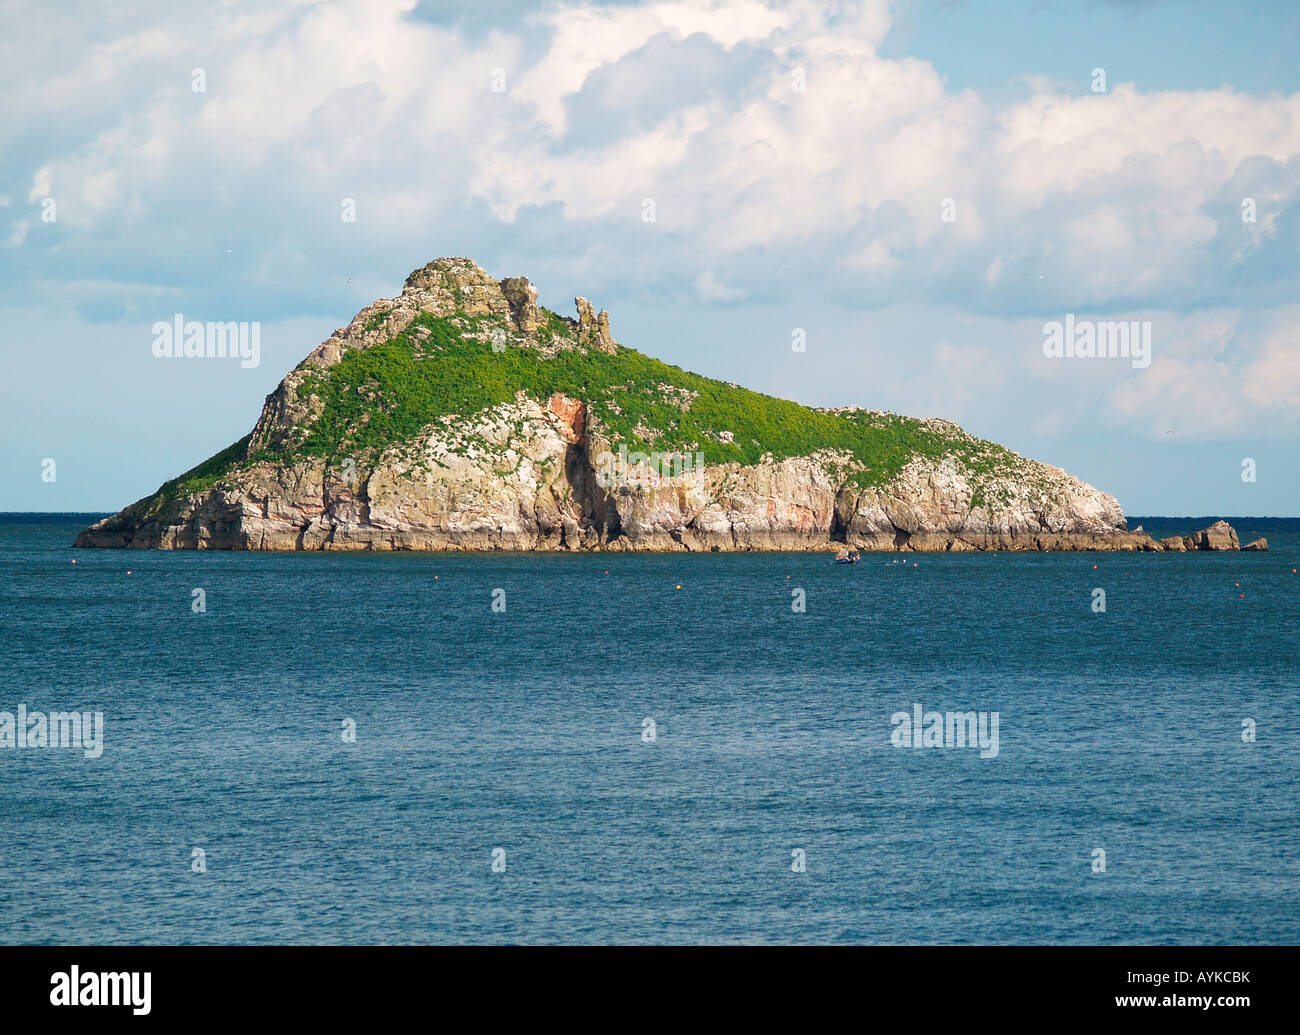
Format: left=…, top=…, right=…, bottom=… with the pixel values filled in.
left=4, top=512, right=1299, bottom=520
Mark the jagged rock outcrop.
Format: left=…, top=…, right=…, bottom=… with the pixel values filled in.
left=75, top=258, right=1246, bottom=554
left=1184, top=519, right=1240, bottom=551
left=575, top=297, right=615, bottom=354
left=1243, top=537, right=1268, bottom=551
left=500, top=276, right=541, bottom=333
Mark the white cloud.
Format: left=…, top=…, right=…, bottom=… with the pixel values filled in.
left=3, top=0, right=1299, bottom=444
left=695, top=269, right=746, bottom=300
left=846, top=240, right=897, bottom=272
left=28, top=166, right=51, bottom=203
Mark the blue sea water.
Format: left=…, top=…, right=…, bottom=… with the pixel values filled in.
left=0, top=514, right=1296, bottom=945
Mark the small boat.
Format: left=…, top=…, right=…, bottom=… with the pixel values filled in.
left=834, top=551, right=861, bottom=565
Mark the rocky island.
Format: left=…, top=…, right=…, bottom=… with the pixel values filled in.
left=76, top=258, right=1248, bottom=553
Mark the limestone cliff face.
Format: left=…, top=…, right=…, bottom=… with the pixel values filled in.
left=75, top=258, right=1238, bottom=553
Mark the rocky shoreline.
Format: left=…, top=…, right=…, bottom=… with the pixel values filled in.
left=72, top=508, right=1253, bottom=554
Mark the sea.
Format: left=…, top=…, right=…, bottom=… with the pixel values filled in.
left=0, top=514, right=1296, bottom=945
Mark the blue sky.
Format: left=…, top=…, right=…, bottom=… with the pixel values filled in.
left=889, top=0, right=1300, bottom=100
left=1, top=0, right=1297, bottom=514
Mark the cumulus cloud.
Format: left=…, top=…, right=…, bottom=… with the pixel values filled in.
left=2, top=0, right=1298, bottom=443
left=695, top=269, right=746, bottom=300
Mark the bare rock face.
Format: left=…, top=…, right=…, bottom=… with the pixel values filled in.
left=79, top=419, right=1140, bottom=552
left=575, top=296, right=616, bottom=354
left=500, top=276, right=541, bottom=333
left=74, top=258, right=1245, bottom=554
left=1186, top=520, right=1240, bottom=551
left=1154, top=523, right=1247, bottom=553
left=1243, top=537, right=1268, bottom=551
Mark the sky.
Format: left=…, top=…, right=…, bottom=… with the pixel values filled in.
left=1, top=0, right=1297, bottom=515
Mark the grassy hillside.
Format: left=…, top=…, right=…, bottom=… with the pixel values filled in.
left=142, top=305, right=1025, bottom=512
left=294, top=310, right=1017, bottom=475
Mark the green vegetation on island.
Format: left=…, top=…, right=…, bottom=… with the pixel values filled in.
left=142, top=304, right=1028, bottom=514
